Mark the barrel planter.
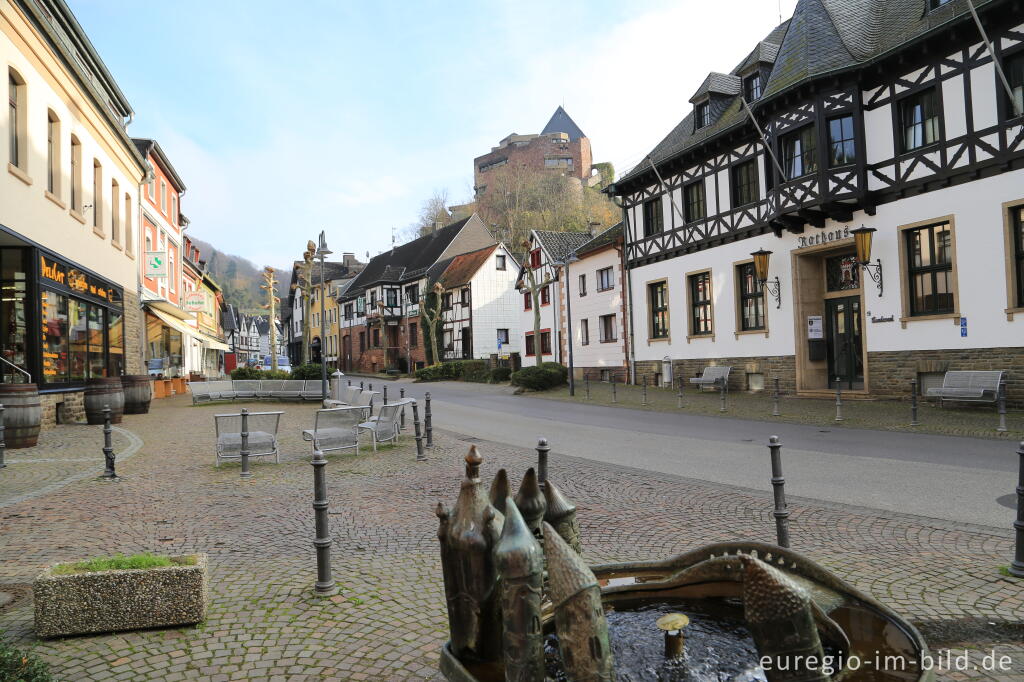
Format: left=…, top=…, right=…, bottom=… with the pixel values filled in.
left=121, top=375, right=153, bottom=414
left=85, top=377, right=124, bottom=425
left=0, top=383, right=42, bottom=449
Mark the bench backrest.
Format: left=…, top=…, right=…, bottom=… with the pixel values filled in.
left=282, top=380, right=306, bottom=392
left=303, top=380, right=322, bottom=391
left=209, top=380, right=233, bottom=393
left=188, top=382, right=210, bottom=395
left=701, top=366, right=731, bottom=381
left=943, top=370, right=1003, bottom=391
left=214, top=411, right=284, bottom=436
left=356, top=391, right=378, bottom=408
left=233, top=380, right=260, bottom=392
left=260, top=380, right=285, bottom=392
left=342, top=386, right=362, bottom=404
left=314, top=406, right=363, bottom=431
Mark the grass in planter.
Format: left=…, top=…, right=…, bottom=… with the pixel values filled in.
left=52, top=552, right=196, bottom=575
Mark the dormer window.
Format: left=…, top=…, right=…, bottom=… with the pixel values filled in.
left=695, top=102, right=711, bottom=129
left=743, top=73, right=762, bottom=102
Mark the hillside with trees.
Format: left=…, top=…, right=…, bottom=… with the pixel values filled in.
left=190, top=237, right=279, bottom=313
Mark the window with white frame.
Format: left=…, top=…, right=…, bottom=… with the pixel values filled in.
left=596, top=267, right=614, bottom=292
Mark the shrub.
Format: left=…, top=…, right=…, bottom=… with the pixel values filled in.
left=230, top=367, right=262, bottom=380
left=416, top=362, right=463, bottom=382
left=511, top=365, right=564, bottom=391
left=262, top=369, right=291, bottom=380
left=290, top=363, right=322, bottom=380
left=0, top=639, right=52, bottom=682
left=461, top=360, right=489, bottom=383
left=539, top=362, right=569, bottom=384
left=489, top=367, right=512, bottom=383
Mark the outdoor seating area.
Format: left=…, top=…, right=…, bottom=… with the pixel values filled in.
left=926, top=370, right=1005, bottom=406
left=689, top=365, right=732, bottom=391
left=188, top=380, right=327, bottom=405
left=214, top=411, right=284, bottom=467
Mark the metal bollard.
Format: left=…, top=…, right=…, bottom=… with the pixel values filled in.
left=910, top=379, right=920, bottom=426
left=348, top=379, right=352, bottom=386
left=834, top=384, right=844, bottom=422
left=102, top=405, right=116, bottom=479
left=360, top=381, right=364, bottom=390
left=369, top=383, right=373, bottom=392
left=1009, top=441, right=1024, bottom=578
left=411, top=401, right=426, bottom=461
left=767, top=435, right=790, bottom=548
left=677, top=376, right=684, bottom=409
left=311, top=448, right=337, bottom=596
left=642, top=376, right=648, bottom=406
left=239, top=407, right=252, bottom=479
left=0, top=404, right=5, bottom=469
left=425, top=392, right=433, bottom=448
left=536, top=437, right=550, bottom=484
left=611, top=377, right=617, bottom=404
left=585, top=374, right=590, bottom=400
left=383, top=385, right=388, bottom=405
left=719, top=379, right=727, bottom=413
left=997, top=381, right=1008, bottom=433
left=772, top=377, right=780, bottom=417
left=399, top=388, right=406, bottom=429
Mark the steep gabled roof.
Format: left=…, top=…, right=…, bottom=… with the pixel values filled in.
left=575, top=223, right=623, bottom=258
left=533, top=230, right=593, bottom=264
left=689, top=73, right=742, bottom=103
left=541, top=106, right=586, bottom=141
left=429, top=244, right=499, bottom=289
left=132, top=138, right=187, bottom=192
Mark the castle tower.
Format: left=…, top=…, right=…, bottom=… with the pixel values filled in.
left=544, top=521, right=614, bottom=681
left=436, top=446, right=504, bottom=663
left=495, top=498, right=545, bottom=682
left=514, top=468, right=547, bottom=545
left=543, top=479, right=582, bottom=554
left=742, top=556, right=830, bottom=682
left=489, top=468, right=510, bottom=516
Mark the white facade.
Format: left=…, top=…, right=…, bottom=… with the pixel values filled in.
left=567, top=242, right=627, bottom=379
left=439, top=244, right=521, bottom=360
left=517, top=265, right=563, bottom=368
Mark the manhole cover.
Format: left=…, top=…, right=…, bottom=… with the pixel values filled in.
left=460, top=437, right=482, bottom=443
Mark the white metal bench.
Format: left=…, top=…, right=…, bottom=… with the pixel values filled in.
left=358, top=403, right=403, bottom=451
left=689, top=366, right=732, bottom=391
left=302, top=407, right=362, bottom=456
left=214, top=411, right=283, bottom=467
left=926, top=370, right=1005, bottom=406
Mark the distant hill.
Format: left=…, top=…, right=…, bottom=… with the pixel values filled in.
left=190, top=238, right=285, bottom=314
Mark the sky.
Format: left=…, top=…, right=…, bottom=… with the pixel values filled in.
left=71, top=0, right=799, bottom=271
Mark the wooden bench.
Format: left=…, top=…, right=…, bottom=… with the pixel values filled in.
left=689, top=366, right=732, bottom=392
left=925, top=370, right=1005, bottom=406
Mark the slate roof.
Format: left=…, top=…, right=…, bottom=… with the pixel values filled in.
left=534, top=230, right=594, bottom=263
left=618, top=0, right=1000, bottom=187
left=541, top=106, right=586, bottom=141
left=132, top=138, right=187, bottom=192
left=429, top=244, right=499, bottom=289
left=310, top=261, right=356, bottom=286
left=575, top=223, right=623, bottom=258
left=342, top=215, right=475, bottom=296
left=689, top=73, right=742, bottom=103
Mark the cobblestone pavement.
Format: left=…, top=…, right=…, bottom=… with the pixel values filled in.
left=0, top=395, right=1022, bottom=680
left=530, top=381, right=1024, bottom=441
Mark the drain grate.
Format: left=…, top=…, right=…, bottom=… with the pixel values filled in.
left=460, top=437, right=482, bottom=443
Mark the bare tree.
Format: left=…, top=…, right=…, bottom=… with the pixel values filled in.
left=419, top=282, right=445, bottom=366
left=519, top=241, right=556, bottom=359
left=260, top=267, right=280, bottom=371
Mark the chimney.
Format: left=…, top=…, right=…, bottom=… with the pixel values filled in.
left=433, top=221, right=443, bottom=234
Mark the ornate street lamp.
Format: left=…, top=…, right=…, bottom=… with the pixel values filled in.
left=750, top=248, right=782, bottom=309
left=851, top=225, right=883, bottom=297
left=556, top=251, right=581, bottom=396
left=317, top=231, right=332, bottom=403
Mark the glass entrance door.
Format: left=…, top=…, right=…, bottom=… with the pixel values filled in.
left=825, top=296, right=863, bottom=390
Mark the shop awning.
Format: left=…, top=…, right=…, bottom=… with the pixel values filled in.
left=146, top=305, right=200, bottom=340
left=200, top=334, right=230, bottom=352
left=142, top=296, right=195, bottom=321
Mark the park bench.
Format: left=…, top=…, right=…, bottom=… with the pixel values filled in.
left=214, top=411, right=283, bottom=467
left=358, top=403, right=403, bottom=451
left=232, top=380, right=260, bottom=399
left=302, top=407, right=362, bottom=456
left=925, top=370, right=1005, bottom=407
left=689, top=366, right=732, bottom=392
left=301, top=380, right=326, bottom=401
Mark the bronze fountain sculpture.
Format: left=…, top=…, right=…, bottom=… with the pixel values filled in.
left=436, top=444, right=932, bottom=681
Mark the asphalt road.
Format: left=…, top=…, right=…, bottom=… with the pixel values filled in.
left=401, top=380, right=1018, bottom=529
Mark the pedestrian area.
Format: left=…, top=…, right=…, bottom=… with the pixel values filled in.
left=0, top=395, right=1022, bottom=680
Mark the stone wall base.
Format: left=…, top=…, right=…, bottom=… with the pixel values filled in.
left=635, top=356, right=797, bottom=394
left=40, top=391, right=86, bottom=429
left=573, top=365, right=629, bottom=383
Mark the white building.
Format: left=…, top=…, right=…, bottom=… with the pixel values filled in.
left=428, top=243, right=521, bottom=361
left=566, top=224, right=629, bottom=382
left=609, top=0, right=1024, bottom=402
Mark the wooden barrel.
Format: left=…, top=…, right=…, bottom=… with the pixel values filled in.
left=85, top=377, right=124, bottom=425
left=0, top=384, right=41, bottom=449
left=121, top=375, right=153, bottom=414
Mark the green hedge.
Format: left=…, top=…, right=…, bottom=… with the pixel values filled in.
left=290, top=363, right=322, bottom=380
left=460, top=360, right=489, bottom=383
left=510, top=363, right=567, bottom=391
left=230, top=367, right=262, bottom=380
left=415, top=363, right=462, bottom=381
left=489, top=367, right=512, bottom=383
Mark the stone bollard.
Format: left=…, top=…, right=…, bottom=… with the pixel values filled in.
left=331, top=370, right=344, bottom=401
left=642, top=375, right=648, bottom=406
left=611, top=377, right=617, bottom=404
left=834, top=384, right=844, bottom=422
left=1010, top=441, right=1024, bottom=578
left=239, top=407, right=252, bottom=480
left=399, top=388, right=406, bottom=429
left=719, top=379, right=727, bottom=413
left=767, top=435, right=790, bottom=548
left=311, top=448, right=337, bottom=596
left=677, top=376, right=684, bottom=409
left=102, top=405, right=117, bottom=480
left=425, top=392, right=433, bottom=448
left=910, top=379, right=920, bottom=427
left=997, top=381, right=1008, bottom=433
left=411, top=401, right=426, bottom=461
left=772, top=377, right=780, bottom=417
left=536, top=437, right=550, bottom=484
left=0, top=404, right=5, bottom=469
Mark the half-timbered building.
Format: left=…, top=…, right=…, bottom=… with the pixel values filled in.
left=609, top=0, right=1024, bottom=402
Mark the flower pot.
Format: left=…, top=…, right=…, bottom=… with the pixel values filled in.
left=33, top=554, right=208, bottom=638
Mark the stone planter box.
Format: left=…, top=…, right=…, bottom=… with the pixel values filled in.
left=33, top=554, right=208, bottom=638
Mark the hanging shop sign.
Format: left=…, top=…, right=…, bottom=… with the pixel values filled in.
left=796, top=226, right=851, bottom=249
left=40, top=254, right=122, bottom=306
left=145, top=251, right=167, bottom=278
left=184, top=292, right=206, bottom=312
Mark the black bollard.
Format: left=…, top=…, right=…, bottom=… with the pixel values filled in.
left=611, top=376, right=617, bottom=404
left=360, top=381, right=364, bottom=390
left=677, top=376, right=684, bottom=409
left=642, top=375, right=648, bottom=406
left=383, top=385, right=388, bottom=405
left=1010, top=441, right=1024, bottom=578
left=997, top=381, right=1008, bottom=433
left=834, top=384, right=844, bottom=422
left=719, top=378, right=726, bottom=413
left=369, top=383, right=373, bottom=392
left=399, top=388, right=406, bottom=429
left=311, top=448, right=337, bottom=595
left=536, top=437, right=550, bottom=484
left=772, top=377, right=780, bottom=417
left=767, top=435, right=790, bottom=548
left=102, top=405, right=116, bottom=479
left=910, top=379, right=920, bottom=427
left=425, top=392, right=433, bottom=448
left=0, top=404, right=5, bottom=469
left=239, top=407, right=251, bottom=480
left=412, top=401, right=426, bottom=461
left=585, top=374, right=590, bottom=400
left=347, top=379, right=352, bottom=386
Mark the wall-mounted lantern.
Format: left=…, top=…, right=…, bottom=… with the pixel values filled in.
left=851, top=225, right=883, bottom=297
left=750, top=248, right=782, bottom=309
